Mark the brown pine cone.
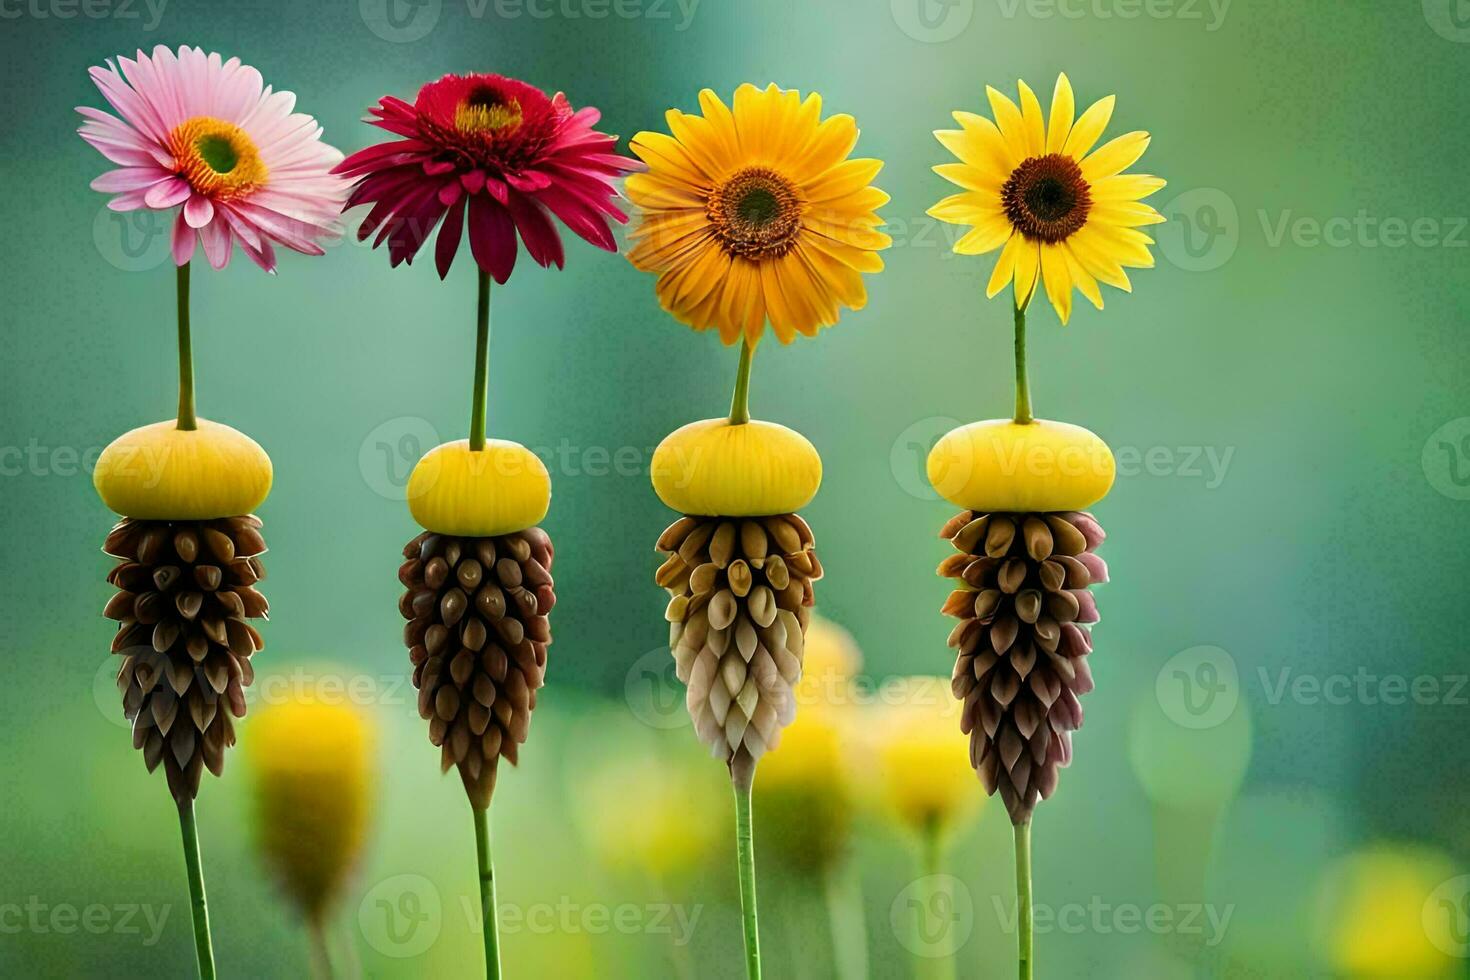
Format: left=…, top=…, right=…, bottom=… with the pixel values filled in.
left=398, top=527, right=555, bottom=810
left=102, top=516, right=268, bottom=804
left=655, top=514, right=822, bottom=785
left=939, top=509, right=1108, bottom=825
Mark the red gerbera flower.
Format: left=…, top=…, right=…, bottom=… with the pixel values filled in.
left=335, top=73, right=640, bottom=282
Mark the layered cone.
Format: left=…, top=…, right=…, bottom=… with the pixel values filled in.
left=656, top=514, right=822, bottom=780
left=398, top=527, right=555, bottom=809
left=939, top=509, right=1107, bottom=824
left=102, top=516, right=268, bottom=804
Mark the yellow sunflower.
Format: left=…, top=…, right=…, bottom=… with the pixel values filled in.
left=929, top=73, right=1165, bottom=324
left=626, top=83, right=891, bottom=347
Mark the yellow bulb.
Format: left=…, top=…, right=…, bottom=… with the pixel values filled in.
left=407, top=439, right=550, bottom=536
left=865, top=676, right=982, bottom=835
left=244, top=683, right=376, bottom=921
left=93, top=418, right=271, bottom=519
left=928, top=418, right=1114, bottom=513
left=651, top=417, right=821, bottom=516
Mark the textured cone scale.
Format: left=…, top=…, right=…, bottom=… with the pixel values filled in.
left=399, top=527, right=555, bottom=810
left=656, top=514, right=822, bottom=776
left=939, top=509, right=1108, bottom=825
left=102, top=516, right=268, bottom=804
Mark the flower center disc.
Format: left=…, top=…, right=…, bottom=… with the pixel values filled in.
left=455, top=86, right=523, bottom=135
left=707, top=167, right=803, bottom=259
left=1001, top=153, right=1092, bottom=244
left=167, top=116, right=267, bottom=201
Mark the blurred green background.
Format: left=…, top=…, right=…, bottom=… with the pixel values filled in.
left=2, top=0, right=1468, bottom=976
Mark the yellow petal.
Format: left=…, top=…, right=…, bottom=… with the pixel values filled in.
left=986, top=232, right=1023, bottom=298
left=1062, top=95, right=1115, bottom=160
left=625, top=171, right=707, bottom=209
left=629, top=130, right=708, bottom=187
left=1089, top=201, right=1166, bottom=228
left=1039, top=243, right=1073, bottom=325
left=932, top=162, right=1003, bottom=195
left=697, top=89, right=740, bottom=164
left=1016, top=79, right=1046, bottom=159
left=953, top=110, right=1020, bottom=172
left=1013, top=240, right=1041, bottom=307
left=1081, top=131, right=1151, bottom=182
left=732, top=83, right=770, bottom=156
left=1046, top=73, right=1075, bottom=154
left=1068, top=225, right=1133, bottom=290
left=803, top=157, right=883, bottom=203
left=1091, top=173, right=1167, bottom=202
left=953, top=213, right=1012, bottom=255
left=665, top=110, right=730, bottom=179
left=1082, top=221, right=1157, bottom=268
left=803, top=230, right=886, bottom=273
left=1063, top=245, right=1103, bottom=310
left=986, top=85, right=1030, bottom=163
left=927, top=190, right=1000, bottom=224
left=799, top=113, right=859, bottom=180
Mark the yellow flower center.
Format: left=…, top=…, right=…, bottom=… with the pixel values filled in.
left=1001, top=153, right=1092, bottom=244
left=166, top=117, right=267, bottom=202
left=455, top=89, right=523, bottom=134
left=707, top=167, right=804, bottom=259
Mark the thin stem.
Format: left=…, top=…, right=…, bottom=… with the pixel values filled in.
left=469, top=270, right=492, bottom=451
left=176, top=800, right=216, bottom=980
left=728, top=338, right=754, bottom=425
left=176, top=262, right=197, bottom=430
left=823, top=863, right=868, bottom=980
left=919, top=819, right=954, bottom=980
left=473, top=806, right=502, bottom=980
left=1015, top=820, right=1033, bottom=980
left=308, top=916, right=335, bottom=980
left=1012, top=299, right=1033, bottom=425
left=731, top=767, right=762, bottom=980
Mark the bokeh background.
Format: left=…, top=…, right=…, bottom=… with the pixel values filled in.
left=2, top=0, right=1468, bottom=976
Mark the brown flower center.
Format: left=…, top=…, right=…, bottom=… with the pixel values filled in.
left=707, top=167, right=803, bottom=259
left=1001, top=153, right=1091, bottom=244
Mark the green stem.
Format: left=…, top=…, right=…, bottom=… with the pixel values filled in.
left=176, top=800, right=215, bottom=980
left=728, top=338, right=754, bottom=425
left=919, top=819, right=954, bottom=980
left=469, top=270, right=491, bottom=451
left=473, top=806, right=502, bottom=980
left=308, top=916, right=335, bottom=980
left=1012, top=299, right=1033, bottom=425
left=175, top=262, right=196, bottom=430
left=823, top=863, right=868, bottom=980
left=1015, top=820, right=1033, bottom=980
left=731, top=761, right=762, bottom=980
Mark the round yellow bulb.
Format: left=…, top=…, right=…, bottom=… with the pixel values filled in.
left=928, top=418, right=1114, bottom=512
left=93, top=418, right=272, bottom=519
left=406, top=439, right=551, bottom=536
left=651, top=418, right=821, bottom=516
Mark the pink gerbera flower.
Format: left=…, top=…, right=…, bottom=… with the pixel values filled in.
left=78, top=45, right=346, bottom=273
left=334, top=73, right=640, bottom=282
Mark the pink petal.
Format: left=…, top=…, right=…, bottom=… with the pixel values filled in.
left=90, top=167, right=168, bottom=193
left=144, top=177, right=190, bottom=209
left=171, top=210, right=196, bottom=265
left=199, top=216, right=233, bottom=270
left=435, top=198, right=467, bottom=279
left=468, top=193, right=516, bottom=284
left=183, top=194, right=214, bottom=229
left=506, top=192, right=564, bottom=270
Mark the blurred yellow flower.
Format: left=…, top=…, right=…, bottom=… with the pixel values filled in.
left=756, top=615, right=864, bottom=872
left=578, top=746, right=724, bottom=881
left=866, top=676, right=982, bottom=836
left=1314, top=844, right=1463, bottom=979
left=929, top=73, right=1164, bottom=324
left=244, top=684, right=376, bottom=923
